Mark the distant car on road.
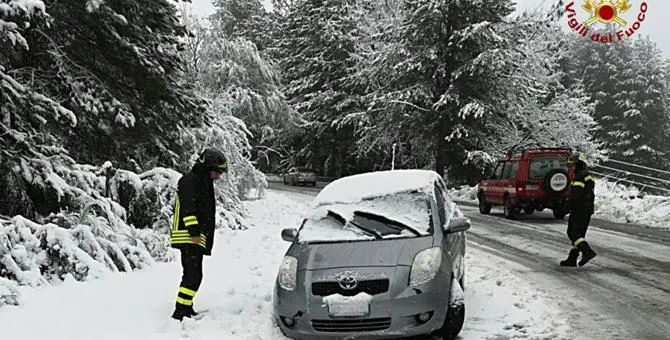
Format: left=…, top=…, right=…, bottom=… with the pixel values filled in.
left=283, top=167, right=317, bottom=187
left=273, top=170, right=469, bottom=340
left=477, top=147, right=574, bottom=219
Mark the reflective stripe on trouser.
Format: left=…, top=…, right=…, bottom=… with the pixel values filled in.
left=171, top=229, right=207, bottom=248
left=567, top=210, right=591, bottom=249
left=176, top=247, right=203, bottom=307
left=176, top=286, right=197, bottom=306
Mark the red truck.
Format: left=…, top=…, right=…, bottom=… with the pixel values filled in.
left=477, top=147, right=575, bottom=219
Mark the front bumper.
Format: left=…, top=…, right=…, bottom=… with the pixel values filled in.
left=273, top=267, right=451, bottom=339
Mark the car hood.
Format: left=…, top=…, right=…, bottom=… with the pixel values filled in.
left=287, top=236, right=435, bottom=271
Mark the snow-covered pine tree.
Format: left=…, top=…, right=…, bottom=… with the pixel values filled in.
left=181, top=4, right=300, bottom=173
left=566, top=33, right=670, bottom=169
left=12, top=0, right=208, bottom=169
left=360, top=0, right=518, bottom=180
left=611, top=37, right=670, bottom=169
left=275, top=0, right=365, bottom=177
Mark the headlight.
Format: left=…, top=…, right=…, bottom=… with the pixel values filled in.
left=409, top=247, right=442, bottom=286
left=278, top=256, right=298, bottom=291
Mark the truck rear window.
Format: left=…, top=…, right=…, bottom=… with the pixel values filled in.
left=529, top=155, right=568, bottom=179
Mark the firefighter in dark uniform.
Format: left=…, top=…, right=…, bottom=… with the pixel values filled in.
left=170, top=149, right=228, bottom=320
left=560, top=152, right=597, bottom=267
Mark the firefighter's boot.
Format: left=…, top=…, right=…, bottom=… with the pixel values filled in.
left=186, top=305, right=198, bottom=317
left=559, top=248, right=579, bottom=267
left=171, top=303, right=193, bottom=321
left=578, top=241, right=597, bottom=266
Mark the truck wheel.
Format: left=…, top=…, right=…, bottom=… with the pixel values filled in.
left=478, top=192, right=492, bottom=214
left=553, top=208, right=567, bottom=219
left=503, top=196, right=518, bottom=220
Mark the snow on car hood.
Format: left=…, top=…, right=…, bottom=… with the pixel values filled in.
left=288, top=236, right=435, bottom=270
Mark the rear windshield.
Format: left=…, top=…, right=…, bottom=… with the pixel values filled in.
left=529, top=155, right=568, bottom=179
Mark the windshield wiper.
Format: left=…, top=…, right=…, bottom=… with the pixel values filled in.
left=327, top=210, right=382, bottom=240
left=354, top=211, right=422, bottom=237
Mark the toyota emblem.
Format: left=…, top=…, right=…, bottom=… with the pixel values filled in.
left=339, top=276, right=358, bottom=290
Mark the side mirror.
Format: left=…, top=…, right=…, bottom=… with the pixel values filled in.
left=281, top=228, right=298, bottom=242
left=447, top=217, right=470, bottom=234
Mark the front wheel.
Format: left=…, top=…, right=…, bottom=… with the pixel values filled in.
left=478, top=192, right=492, bottom=214
left=553, top=208, right=567, bottom=219
left=438, top=278, right=465, bottom=340
left=503, top=197, right=518, bottom=220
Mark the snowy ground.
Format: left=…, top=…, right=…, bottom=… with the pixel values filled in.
left=0, top=190, right=574, bottom=340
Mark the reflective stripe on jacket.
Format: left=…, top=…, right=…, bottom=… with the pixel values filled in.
left=170, top=169, right=216, bottom=254
left=569, top=170, right=595, bottom=213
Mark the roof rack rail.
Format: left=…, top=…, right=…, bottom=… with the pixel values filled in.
left=505, top=145, right=573, bottom=157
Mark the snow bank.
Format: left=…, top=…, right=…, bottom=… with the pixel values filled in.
left=447, top=180, right=670, bottom=229
left=593, top=180, right=670, bottom=230
left=0, top=154, right=255, bottom=307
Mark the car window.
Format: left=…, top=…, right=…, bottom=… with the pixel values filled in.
left=502, top=161, right=519, bottom=180
left=529, top=155, right=568, bottom=179
left=493, top=162, right=504, bottom=179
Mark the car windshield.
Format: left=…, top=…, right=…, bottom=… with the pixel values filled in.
left=297, top=191, right=431, bottom=244
left=529, top=155, right=568, bottom=179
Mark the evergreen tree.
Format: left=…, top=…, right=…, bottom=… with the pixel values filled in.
left=274, top=0, right=365, bottom=177
left=11, top=0, right=207, bottom=169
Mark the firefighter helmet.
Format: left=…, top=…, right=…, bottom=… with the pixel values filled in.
left=197, top=148, right=228, bottom=172
left=567, top=152, right=588, bottom=166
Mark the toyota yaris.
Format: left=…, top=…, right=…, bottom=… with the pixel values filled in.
left=273, top=170, right=470, bottom=340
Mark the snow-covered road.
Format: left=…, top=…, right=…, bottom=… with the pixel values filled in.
left=0, top=188, right=590, bottom=340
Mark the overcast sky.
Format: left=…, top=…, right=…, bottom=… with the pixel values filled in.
left=190, top=0, right=668, bottom=57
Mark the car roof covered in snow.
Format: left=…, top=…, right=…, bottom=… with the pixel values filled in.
left=312, top=170, right=440, bottom=206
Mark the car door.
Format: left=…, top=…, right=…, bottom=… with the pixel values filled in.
left=487, top=161, right=507, bottom=204
left=502, top=160, right=519, bottom=200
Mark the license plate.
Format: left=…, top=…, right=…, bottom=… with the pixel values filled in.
left=526, top=185, right=539, bottom=190
left=328, top=301, right=370, bottom=317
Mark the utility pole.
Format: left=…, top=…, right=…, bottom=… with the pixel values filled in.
left=391, top=143, right=397, bottom=170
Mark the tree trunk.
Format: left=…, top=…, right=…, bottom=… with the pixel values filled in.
left=434, top=113, right=449, bottom=178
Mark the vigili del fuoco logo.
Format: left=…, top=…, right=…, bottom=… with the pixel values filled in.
left=565, top=0, right=648, bottom=43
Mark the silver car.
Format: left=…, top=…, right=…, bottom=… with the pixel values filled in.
left=273, top=170, right=470, bottom=340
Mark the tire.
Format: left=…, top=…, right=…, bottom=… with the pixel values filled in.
left=524, top=207, right=534, bottom=215
left=283, top=177, right=287, bottom=185
left=503, top=196, right=518, bottom=220
left=544, top=169, right=569, bottom=194
left=438, top=278, right=465, bottom=340
left=553, top=208, right=567, bottom=219
left=478, top=192, right=492, bottom=214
